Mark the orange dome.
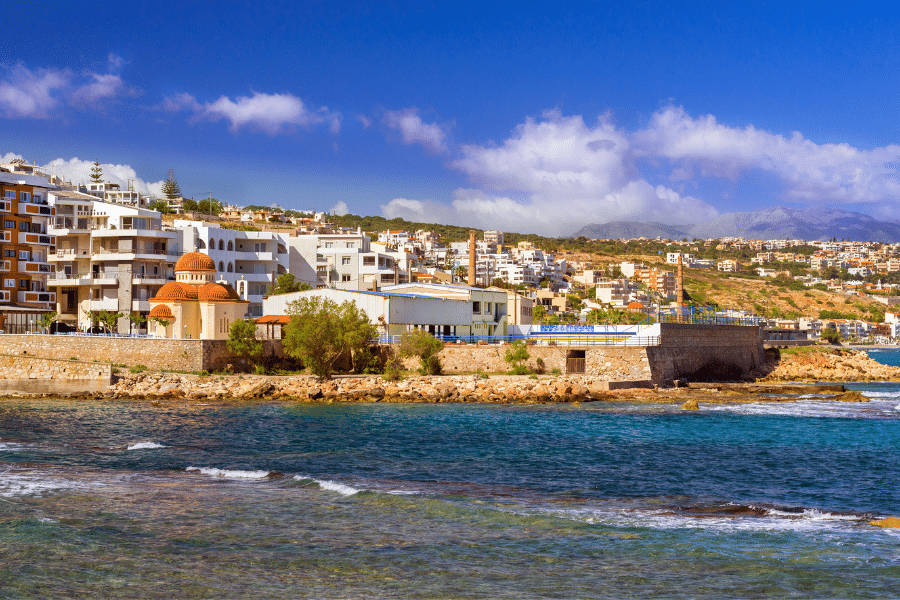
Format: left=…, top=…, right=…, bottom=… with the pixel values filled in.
left=148, top=305, right=176, bottom=321
left=152, top=281, right=199, bottom=302
left=174, top=251, right=215, bottom=272
left=219, top=283, right=242, bottom=300
left=198, top=282, right=233, bottom=302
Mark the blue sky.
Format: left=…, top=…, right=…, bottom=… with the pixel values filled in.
left=2, top=1, right=900, bottom=235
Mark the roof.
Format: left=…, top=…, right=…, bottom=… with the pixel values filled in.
left=174, top=251, right=215, bottom=272
left=256, top=315, right=290, bottom=324
left=149, top=305, right=176, bottom=320
left=152, top=281, right=198, bottom=302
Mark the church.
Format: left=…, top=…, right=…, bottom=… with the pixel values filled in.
left=148, top=251, right=249, bottom=339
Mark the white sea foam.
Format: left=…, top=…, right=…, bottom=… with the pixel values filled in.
left=530, top=504, right=864, bottom=533
left=707, top=400, right=866, bottom=419
left=0, top=442, right=26, bottom=451
left=186, top=466, right=271, bottom=479
left=127, top=442, right=166, bottom=450
left=294, top=475, right=361, bottom=496
left=0, top=471, right=95, bottom=498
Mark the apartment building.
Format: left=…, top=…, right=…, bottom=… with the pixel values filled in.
left=0, top=172, right=57, bottom=329
left=666, top=252, right=695, bottom=265
left=383, top=283, right=509, bottom=337
left=49, top=193, right=178, bottom=332
left=82, top=182, right=150, bottom=208
left=632, top=266, right=676, bottom=299
left=594, top=278, right=649, bottom=307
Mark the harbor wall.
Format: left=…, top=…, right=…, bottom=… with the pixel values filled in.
left=0, top=354, right=113, bottom=393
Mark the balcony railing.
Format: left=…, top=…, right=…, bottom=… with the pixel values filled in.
left=18, top=291, right=56, bottom=304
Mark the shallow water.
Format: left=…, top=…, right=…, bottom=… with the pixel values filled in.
left=3, top=365, right=900, bottom=597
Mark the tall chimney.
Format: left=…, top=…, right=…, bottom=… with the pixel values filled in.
left=468, top=229, right=476, bottom=286
left=676, top=255, right=684, bottom=322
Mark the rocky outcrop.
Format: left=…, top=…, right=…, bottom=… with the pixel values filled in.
left=104, top=372, right=627, bottom=403
left=759, top=349, right=900, bottom=382
left=869, top=517, right=900, bottom=528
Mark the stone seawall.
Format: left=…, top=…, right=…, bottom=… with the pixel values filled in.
left=0, top=335, right=238, bottom=371
left=0, top=354, right=112, bottom=393
left=647, top=323, right=765, bottom=383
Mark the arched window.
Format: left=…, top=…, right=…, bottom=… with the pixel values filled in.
left=209, top=238, right=216, bottom=251
left=219, top=239, right=224, bottom=251
left=196, top=239, right=206, bottom=249
left=227, top=262, right=233, bottom=273
left=227, top=241, right=233, bottom=251
left=218, top=261, right=224, bottom=272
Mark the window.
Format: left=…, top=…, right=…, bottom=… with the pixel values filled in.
left=472, top=301, right=481, bottom=313
left=18, top=251, right=28, bottom=260
left=341, top=256, right=351, bottom=265
left=4, top=250, right=13, bottom=258
left=19, top=192, right=30, bottom=202
left=254, top=242, right=265, bottom=252
left=3, top=279, right=12, bottom=288
left=363, top=256, right=375, bottom=266
left=325, top=242, right=334, bottom=248
left=4, top=220, right=13, bottom=229
left=342, top=274, right=351, bottom=282
left=346, top=242, right=355, bottom=249
left=19, top=222, right=29, bottom=232
left=18, top=280, right=28, bottom=289
left=3, top=191, right=14, bottom=199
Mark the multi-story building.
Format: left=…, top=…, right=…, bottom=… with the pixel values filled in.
left=594, top=278, right=648, bottom=307
left=717, top=259, right=742, bottom=273
left=632, top=267, right=676, bottom=299
left=81, top=182, right=150, bottom=208
left=49, top=193, right=178, bottom=332
left=0, top=172, right=57, bottom=329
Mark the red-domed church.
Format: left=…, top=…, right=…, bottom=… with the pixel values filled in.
left=148, top=251, right=249, bottom=339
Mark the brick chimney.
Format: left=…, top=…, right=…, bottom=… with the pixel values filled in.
left=676, top=255, right=684, bottom=322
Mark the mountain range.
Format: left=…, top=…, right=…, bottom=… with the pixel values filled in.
left=571, top=206, right=900, bottom=242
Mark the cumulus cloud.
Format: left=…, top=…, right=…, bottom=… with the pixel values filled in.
left=383, top=108, right=449, bottom=154
left=330, top=201, right=349, bottom=216
left=634, top=106, right=900, bottom=204
left=383, top=109, right=716, bottom=235
left=163, top=91, right=340, bottom=135
left=0, top=55, right=133, bottom=118
left=41, top=157, right=165, bottom=196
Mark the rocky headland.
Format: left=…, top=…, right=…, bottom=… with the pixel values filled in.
left=759, top=347, right=900, bottom=382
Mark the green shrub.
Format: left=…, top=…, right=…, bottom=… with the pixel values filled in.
left=509, top=364, right=530, bottom=375
left=129, top=364, right=147, bottom=374
left=550, top=367, right=562, bottom=376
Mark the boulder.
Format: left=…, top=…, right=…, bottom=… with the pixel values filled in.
left=832, top=390, right=869, bottom=403
left=681, top=399, right=699, bottom=411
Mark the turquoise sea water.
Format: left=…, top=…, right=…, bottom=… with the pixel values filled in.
left=3, top=357, right=900, bottom=598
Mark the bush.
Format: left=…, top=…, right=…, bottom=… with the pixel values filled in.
left=130, top=364, right=147, bottom=374
left=398, top=330, right=444, bottom=375
left=509, top=364, right=530, bottom=375
left=550, top=367, right=562, bottom=376
left=534, top=357, right=546, bottom=375
left=504, top=340, right=530, bottom=373
left=820, top=327, right=842, bottom=344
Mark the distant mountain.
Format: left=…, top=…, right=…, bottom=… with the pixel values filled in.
left=572, top=207, right=900, bottom=242
left=571, top=221, right=692, bottom=240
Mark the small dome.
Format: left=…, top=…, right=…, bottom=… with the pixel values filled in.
left=198, top=282, right=233, bottom=302
left=148, top=305, right=176, bottom=321
left=219, top=283, right=242, bottom=300
left=175, top=251, right=215, bottom=272
left=152, top=281, right=199, bottom=302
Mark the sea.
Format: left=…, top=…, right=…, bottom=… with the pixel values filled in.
left=3, top=352, right=900, bottom=598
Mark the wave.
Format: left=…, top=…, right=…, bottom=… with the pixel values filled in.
left=294, top=475, right=361, bottom=496
left=126, top=442, right=166, bottom=450
left=0, top=470, right=96, bottom=498
left=705, top=399, right=900, bottom=419
left=186, top=466, right=273, bottom=479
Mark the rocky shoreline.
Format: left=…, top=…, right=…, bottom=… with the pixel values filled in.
left=15, top=347, right=900, bottom=405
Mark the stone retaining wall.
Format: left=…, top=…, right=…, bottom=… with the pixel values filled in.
left=0, top=335, right=235, bottom=371
left=647, top=323, right=765, bottom=383
left=0, top=354, right=112, bottom=393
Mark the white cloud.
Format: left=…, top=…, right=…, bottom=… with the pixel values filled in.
left=1, top=152, right=24, bottom=163
left=41, top=157, right=165, bottom=196
left=164, top=91, right=340, bottom=135
left=383, top=109, right=716, bottom=235
left=0, top=65, right=70, bottom=118
left=634, top=106, right=900, bottom=204
left=0, top=56, right=133, bottom=118
left=383, top=108, right=449, bottom=154
left=330, top=201, right=349, bottom=216
left=70, top=73, right=125, bottom=108
left=358, top=114, right=372, bottom=128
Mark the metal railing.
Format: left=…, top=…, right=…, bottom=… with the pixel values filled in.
left=375, top=334, right=661, bottom=347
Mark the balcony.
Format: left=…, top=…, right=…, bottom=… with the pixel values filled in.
left=131, top=300, right=152, bottom=312
left=92, top=248, right=179, bottom=261
left=51, top=247, right=91, bottom=259
left=18, top=290, right=56, bottom=304
left=22, top=204, right=54, bottom=217
left=235, top=251, right=275, bottom=262
left=88, top=298, right=119, bottom=311
left=22, top=260, right=53, bottom=274
left=18, top=232, right=55, bottom=246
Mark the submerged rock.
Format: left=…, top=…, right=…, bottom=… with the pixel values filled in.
left=868, top=517, right=900, bottom=528
left=681, top=399, right=699, bottom=411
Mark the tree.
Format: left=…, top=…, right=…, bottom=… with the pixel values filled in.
left=282, top=296, right=376, bottom=379
left=90, top=162, right=103, bottom=183
left=127, top=312, right=147, bottom=335
left=95, top=309, right=123, bottom=333
left=504, top=339, right=530, bottom=375
left=533, top=304, right=547, bottom=324
left=227, top=319, right=263, bottom=369
left=182, top=199, right=198, bottom=211
left=162, top=170, right=182, bottom=199
left=398, top=329, right=444, bottom=375
left=821, top=326, right=842, bottom=344
left=197, top=198, right=223, bottom=216
left=268, top=273, right=311, bottom=295
left=148, top=199, right=172, bottom=214
left=38, top=311, right=58, bottom=333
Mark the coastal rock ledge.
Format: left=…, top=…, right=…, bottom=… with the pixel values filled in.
left=106, top=373, right=620, bottom=403
left=760, top=348, right=900, bottom=382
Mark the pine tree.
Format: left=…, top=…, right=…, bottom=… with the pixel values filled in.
left=90, top=162, right=103, bottom=183
left=162, top=169, right=182, bottom=199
